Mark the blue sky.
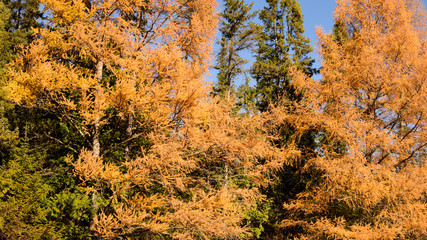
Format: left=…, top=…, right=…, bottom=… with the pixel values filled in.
left=208, top=0, right=427, bottom=84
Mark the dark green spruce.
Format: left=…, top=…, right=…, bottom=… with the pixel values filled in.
left=249, top=1, right=319, bottom=238
left=214, top=0, right=257, bottom=96
left=251, top=0, right=315, bottom=112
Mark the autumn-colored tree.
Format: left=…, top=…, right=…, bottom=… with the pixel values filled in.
left=1, top=0, right=42, bottom=162
left=282, top=0, right=427, bottom=238
left=5, top=0, right=295, bottom=238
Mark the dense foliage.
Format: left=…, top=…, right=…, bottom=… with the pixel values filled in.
left=283, top=0, right=427, bottom=238
left=0, top=0, right=426, bottom=239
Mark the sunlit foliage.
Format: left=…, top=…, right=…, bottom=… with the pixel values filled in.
left=283, top=0, right=427, bottom=238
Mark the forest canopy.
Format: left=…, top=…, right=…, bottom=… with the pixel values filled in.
left=0, top=0, right=426, bottom=239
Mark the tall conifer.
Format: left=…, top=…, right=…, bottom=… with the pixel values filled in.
left=251, top=0, right=314, bottom=112
left=249, top=1, right=317, bottom=237
left=214, top=0, right=257, bottom=95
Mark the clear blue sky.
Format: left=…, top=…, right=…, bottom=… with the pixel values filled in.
left=208, top=0, right=427, bottom=84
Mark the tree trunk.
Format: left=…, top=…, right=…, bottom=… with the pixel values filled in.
left=93, top=60, right=103, bottom=158
left=92, top=59, right=103, bottom=216
left=224, top=164, right=229, bottom=191
left=125, top=111, right=133, bottom=161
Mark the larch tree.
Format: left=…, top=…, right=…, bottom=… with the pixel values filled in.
left=214, top=0, right=257, bottom=96
left=1, top=0, right=42, bottom=160
left=6, top=0, right=217, bottom=161
left=282, top=0, right=427, bottom=238
left=251, top=0, right=315, bottom=112
left=5, top=0, right=293, bottom=239
left=0, top=0, right=43, bottom=164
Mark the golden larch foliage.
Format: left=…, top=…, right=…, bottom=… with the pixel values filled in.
left=281, top=0, right=427, bottom=239
left=4, top=0, right=295, bottom=238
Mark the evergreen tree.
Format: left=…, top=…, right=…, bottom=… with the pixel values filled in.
left=251, top=0, right=315, bottom=112
left=0, top=142, right=92, bottom=239
left=3, top=0, right=41, bottom=31
left=0, top=1, right=10, bottom=70
left=249, top=1, right=318, bottom=238
left=0, top=1, right=18, bottom=164
left=214, top=0, right=257, bottom=96
left=332, top=20, right=349, bottom=46
left=1, top=0, right=42, bottom=65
